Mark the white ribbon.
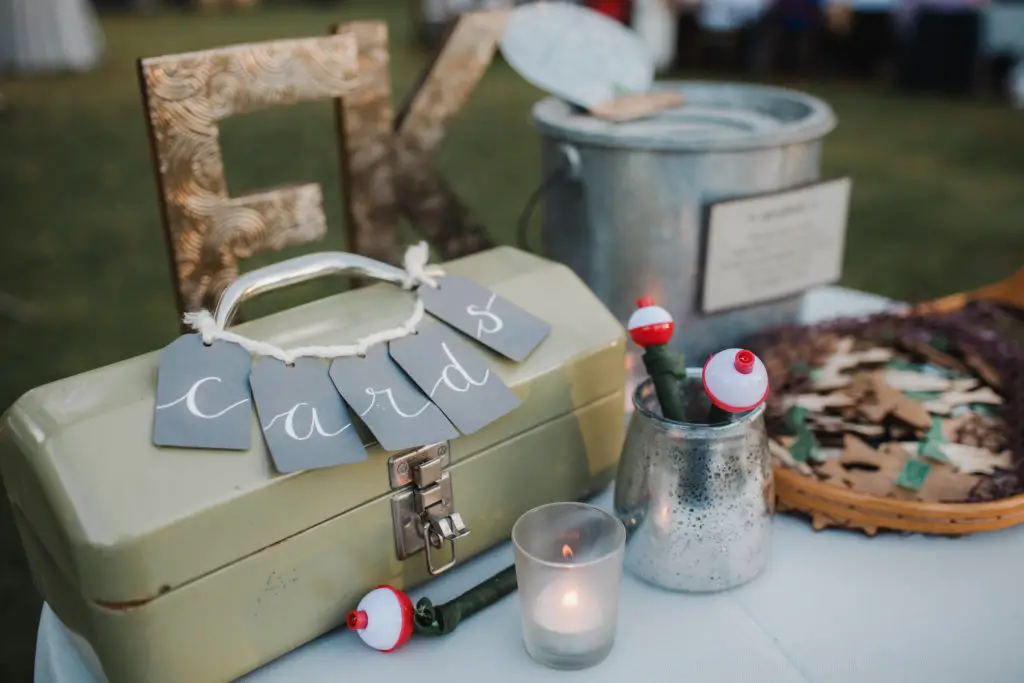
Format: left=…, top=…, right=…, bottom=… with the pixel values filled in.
left=182, top=242, right=444, bottom=365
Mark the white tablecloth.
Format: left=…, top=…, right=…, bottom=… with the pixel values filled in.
left=36, top=286, right=1024, bottom=683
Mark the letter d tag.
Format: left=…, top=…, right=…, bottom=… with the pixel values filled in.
left=153, top=335, right=253, bottom=451
left=388, top=320, right=520, bottom=435
left=418, top=276, right=551, bottom=362
left=250, top=357, right=368, bottom=473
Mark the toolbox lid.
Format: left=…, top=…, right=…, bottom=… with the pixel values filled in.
left=0, top=248, right=624, bottom=605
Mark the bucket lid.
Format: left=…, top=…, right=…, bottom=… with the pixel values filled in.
left=499, top=2, right=653, bottom=110
left=531, top=81, right=837, bottom=152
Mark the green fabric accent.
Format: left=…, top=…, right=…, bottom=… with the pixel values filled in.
left=902, top=390, right=941, bottom=402
left=921, top=363, right=968, bottom=379
left=896, top=459, right=932, bottom=491
left=923, top=416, right=947, bottom=444
left=970, top=404, right=996, bottom=417
left=786, top=405, right=808, bottom=432
left=930, top=335, right=949, bottom=352
left=790, top=427, right=824, bottom=463
left=886, top=359, right=921, bottom=372
left=918, top=439, right=948, bottom=463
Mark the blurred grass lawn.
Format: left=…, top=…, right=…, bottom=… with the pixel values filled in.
left=1, top=0, right=1023, bottom=679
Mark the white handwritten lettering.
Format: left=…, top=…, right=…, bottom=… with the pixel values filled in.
left=361, top=388, right=431, bottom=419
left=466, top=293, right=504, bottom=339
left=262, top=402, right=350, bottom=441
left=156, top=376, right=249, bottom=419
left=429, top=342, right=490, bottom=397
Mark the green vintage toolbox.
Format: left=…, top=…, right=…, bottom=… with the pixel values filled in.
left=0, top=246, right=626, bottom=683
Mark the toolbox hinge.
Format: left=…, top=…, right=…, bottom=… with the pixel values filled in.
left=388, top=442, right=470, bottom=576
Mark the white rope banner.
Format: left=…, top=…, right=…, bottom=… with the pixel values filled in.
left=181, top=242, right=446, bottom=365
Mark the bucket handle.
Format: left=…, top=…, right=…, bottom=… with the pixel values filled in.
left=516, top=144, right=582, bottom=254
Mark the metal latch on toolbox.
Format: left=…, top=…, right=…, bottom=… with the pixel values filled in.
left=389, top=442, right=470, bottom=576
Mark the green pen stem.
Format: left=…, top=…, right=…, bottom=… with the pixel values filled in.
left=412, top=565, right=518, bottom=636
left=642, top=345, right=687, bottom=422
left=707, top=404, right=733, bottom=425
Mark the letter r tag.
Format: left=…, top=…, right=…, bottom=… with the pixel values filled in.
left=153, top=334, right=253, bottom=450
left=329, top=345, right=457, bottom=452
left=388, top=320, right=520, bottom=435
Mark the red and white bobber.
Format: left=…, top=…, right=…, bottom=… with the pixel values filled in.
left=627, top=297, right=674, bottom=348
left=702, top=348, right=769, bottom=413
left=346, top=585, right=415, bottom=652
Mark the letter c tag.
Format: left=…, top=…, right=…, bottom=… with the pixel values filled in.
left=153, top=334, right=254, bottom=450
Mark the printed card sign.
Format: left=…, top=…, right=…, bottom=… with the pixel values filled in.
left=250, top=357, right=368, bottom=473
left=329, top=346, right=458, bottom=452
left=701, top=177, right=852, bottom=314
left=419, top=275, right=551, bottom=362
left=388, top=320, right=521, bottom=435
left=153, top=335, right=253, bottom=450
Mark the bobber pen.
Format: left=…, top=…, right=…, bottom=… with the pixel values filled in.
left=628, top=297, right=687, bottom=422
left=703, top=348, right=770, bottom=424
left=347, top=565, right=518, bottom=652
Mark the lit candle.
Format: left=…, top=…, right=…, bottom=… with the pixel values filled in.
left=533, top=581, right=604, bottom=637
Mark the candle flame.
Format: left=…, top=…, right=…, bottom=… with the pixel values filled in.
left=562, top=544, right=573, bottom=561
left=561, top=589, right=579, bottom=608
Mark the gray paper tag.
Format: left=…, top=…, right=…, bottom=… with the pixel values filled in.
left=153, top=335, right=253, bottom=451
left=388, top=320, right=520, bottom=435
left=329, top=346, right=458, bottom=452
left=418, top=276, right=551, bottom=362
left=249, top=357, right=368, bottom=473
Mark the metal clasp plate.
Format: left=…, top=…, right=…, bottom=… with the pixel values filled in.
left=389, top=442, right=471, bottom=576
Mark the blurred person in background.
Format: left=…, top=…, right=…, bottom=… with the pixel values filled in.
left=896, top=0, right=988, bottom=95
left=750, top=0, right=826, bottom=75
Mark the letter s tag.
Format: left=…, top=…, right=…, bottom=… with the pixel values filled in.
left=153, top=334, right=254, bottom=450
left=250, top=357, right=368, bottom=474
left=388, top=320, right=520, bottom=435
left=418, top=276, right=551, bottom=362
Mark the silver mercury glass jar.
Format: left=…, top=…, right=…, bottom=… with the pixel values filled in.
left=614, top=371, right=774, bottom=592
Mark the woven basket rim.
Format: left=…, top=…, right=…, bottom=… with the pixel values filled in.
left=774, top=466, right=1024, bottom=517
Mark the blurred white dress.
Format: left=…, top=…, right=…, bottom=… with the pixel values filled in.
left=0, top=0, right=104, bottom=74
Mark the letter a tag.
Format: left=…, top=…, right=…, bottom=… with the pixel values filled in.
left=250, top=357, right=368, bottom=473
left=153, top=335, right=253, bottom=451
left=330, top=345, right=457, bottom=452
left=388, top=320, right=520, bottom=435
left=418, top=276, right=551, bottom=362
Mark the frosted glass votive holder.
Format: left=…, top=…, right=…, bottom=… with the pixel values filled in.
left=512, top=502, right=626, bottom=670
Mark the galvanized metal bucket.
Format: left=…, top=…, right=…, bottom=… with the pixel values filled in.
left=528, top=81, right=837, bottom=370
